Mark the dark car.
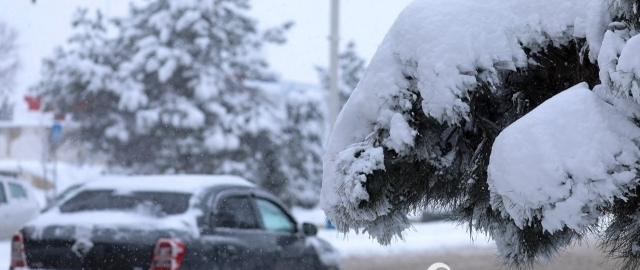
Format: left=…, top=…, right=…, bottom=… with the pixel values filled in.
left=9, top=175, right=341, bottom=270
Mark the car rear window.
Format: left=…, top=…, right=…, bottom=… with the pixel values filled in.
left=59, top=190, right=192, bottom=216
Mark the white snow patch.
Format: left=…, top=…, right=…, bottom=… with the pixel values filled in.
left=203, top=128, right=241, bottom=152
left=195, top=72, right=220, bottom=100
left=118, top=88, right=149, bottom=112
left=26, top=209, right=202, bottom=239
left=384, top=113, right=417, bottom=154
left=585, top=1, right=615, bottom=61
left=488, top=84, right=640, bottom=233
left=104, top=121, right=130, bottom=142
left=175, top=10, right=201, bottom=31
left=291, top=207, right=329, bottom=226
left=617, top=36, right=640, bottom=79
left=158, top=58, right=177, bottom=83
left=598, top=30, right=627, bottom=87
left=612, top=35, right=640, bottom=102
left=169, top=99, right=206, bottom=129
left=0, top=241, right=7, bottom=270
left=82, top=174, right=254, bottom=194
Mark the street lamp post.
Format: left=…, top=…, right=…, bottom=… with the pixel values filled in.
left=329, top=0, right=340, bottom=131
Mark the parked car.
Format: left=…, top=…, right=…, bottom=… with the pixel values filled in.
left=0, top=176, right=40, bottom=240
left=419, top=208, right=451, bottom=223
left=10, top=175, right=341, bottom=270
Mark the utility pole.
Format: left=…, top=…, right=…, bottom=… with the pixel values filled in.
left=329, top=0, right=340, bottom=131
left=105, top=0, right=111, bottom=19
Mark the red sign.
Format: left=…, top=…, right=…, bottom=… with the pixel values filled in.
left=24, top=96, right=41, bottom=111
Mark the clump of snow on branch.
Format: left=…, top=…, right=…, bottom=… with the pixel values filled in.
left=385, top=113, right=417, bottom=154
left=488, top=84, right=640, bottom=234
left=333, top=144, right=386, bottom=220
left=330, top=142, right=412, bottom=244
left=611, top=35, right=640, bottom=101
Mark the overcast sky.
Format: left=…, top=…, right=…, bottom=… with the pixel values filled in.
left=0, top=0, right=414, bottom=96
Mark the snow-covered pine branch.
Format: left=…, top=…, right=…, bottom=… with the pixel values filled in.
left=321, top=0, right=640, bottom=268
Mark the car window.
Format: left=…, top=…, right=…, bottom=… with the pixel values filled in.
left=54, top=184, right=83, bottom=203
left=59, top=190, right=192, bottom=216
left=0, top=182, right=7, bottom=204
left=214, top=195, right=259, bottom=229
left=42, top=184, right=84, bottom=212
left=8, top=183, right=27, bottom=199
left=255, top=198, right=295, bottom=233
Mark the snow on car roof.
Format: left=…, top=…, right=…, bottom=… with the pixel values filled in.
left=82, top=174, right=255, bottom=194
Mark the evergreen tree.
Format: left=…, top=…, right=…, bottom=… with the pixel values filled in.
left=279, top=86, right=325, bottom=208
left=0, top=21, right=19, bottom=119
left=316, top=41, right=366, bottom=109
left=33, top=1, right=294, bottom=198
left=321, top=0, right=640, bottom=269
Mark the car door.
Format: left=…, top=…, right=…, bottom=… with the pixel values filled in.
left=201, top=190, right=274, bottom=270
left=6, top=181, right=39, bottom=229
left=252, top=196, right=311, bottom=270
left=0, top=180, right=19, bottom=239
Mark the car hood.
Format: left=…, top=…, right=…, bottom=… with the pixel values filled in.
left=24, top=209, right=201, bottom=240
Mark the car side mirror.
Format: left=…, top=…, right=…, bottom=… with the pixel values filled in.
left=302, top=222, right=317, bottom=236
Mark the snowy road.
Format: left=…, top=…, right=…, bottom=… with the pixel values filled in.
left=342, top=243, right=618, bottom=270
left=0, top=221, right=494, bottom=269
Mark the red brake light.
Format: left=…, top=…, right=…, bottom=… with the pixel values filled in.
left=150, top=238, right=186, bottom=270
left=10, top=232, right=27, bottom=268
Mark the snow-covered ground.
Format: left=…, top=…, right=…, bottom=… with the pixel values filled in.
left=0, top=241, right=7, bottom=269
left=0, top=221, right=493, bottom=269
left=319, top=221, right=494, bottom=258
left=292, top=204, right=494, bottom=258
left=291, top=206, right=329, bottom=226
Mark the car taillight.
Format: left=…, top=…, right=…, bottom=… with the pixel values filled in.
left=150, top=238, right=186, bottom=270
left=10, top=232, right=27, bottom=268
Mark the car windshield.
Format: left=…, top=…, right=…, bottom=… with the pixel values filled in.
left=59, top=189, right=192, bottom=216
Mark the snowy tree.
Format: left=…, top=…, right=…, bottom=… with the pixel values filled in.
left=0, top=21, right=18, bottom=95
left=279, top=85, right=325, bottom=208
left=321, top=0, right=640, bottom=269
left=316, top=41, right=366, bottom=109
left=0, top=21, right=19, bottom=119
left=33, top=1, right=296, bottom=200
